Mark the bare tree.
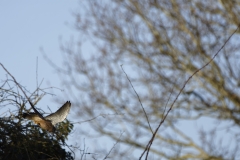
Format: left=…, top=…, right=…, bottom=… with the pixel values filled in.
left=52, top=0, right=240, bottom=159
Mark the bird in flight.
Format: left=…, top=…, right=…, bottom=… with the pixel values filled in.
left=23, top=101, right=71, bottom=132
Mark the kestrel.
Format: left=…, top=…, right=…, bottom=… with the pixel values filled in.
left=23, top=101, right=71, bottom=132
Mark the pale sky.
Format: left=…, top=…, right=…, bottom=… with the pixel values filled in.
left=0, top=1, right=79, bottom=104
left=0, top=1, right=236, bottom=159
left=0, top=1, right=83, bottom=156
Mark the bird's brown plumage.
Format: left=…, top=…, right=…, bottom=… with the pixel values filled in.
left=23, top=101, right=71, bottom=132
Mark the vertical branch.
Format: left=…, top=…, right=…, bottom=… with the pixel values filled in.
left=36, top=57, right=39, bottom=96
left=121, top=65, right=153, bottom=134
left=139, top=24, right=240, bottom=160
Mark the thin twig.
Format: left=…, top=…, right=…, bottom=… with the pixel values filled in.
left=145, top=86, right=174, bottom=158
left=139, top=24, right=240, bottom=160
left=0, top=63, right=44, bottom=119
left=72, top=113, right=124, bottom=124
left=121, top=65, right=153, bottom=134
left=36, top=57, right=38, bottom=96
left=103, top=131, right=124, bottom=160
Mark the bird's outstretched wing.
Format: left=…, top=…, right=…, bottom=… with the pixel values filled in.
left=45, top=101, right=71, bottom=125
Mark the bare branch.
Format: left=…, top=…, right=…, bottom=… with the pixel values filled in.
left=103, top=131, right=124, bottom=160
left=0, top=63, right=44, bottom=119
left=72, top=113, right=124, bottom=124
left=139, top=24, right=240, bottom=160
left=121, top=65, right=153, bottom=134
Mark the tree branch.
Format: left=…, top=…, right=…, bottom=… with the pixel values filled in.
left=0, top=63, right=44, bottom=119
left=121, top=65, right=153, bottom=134
left=139, top=24, right=240, bottom=160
